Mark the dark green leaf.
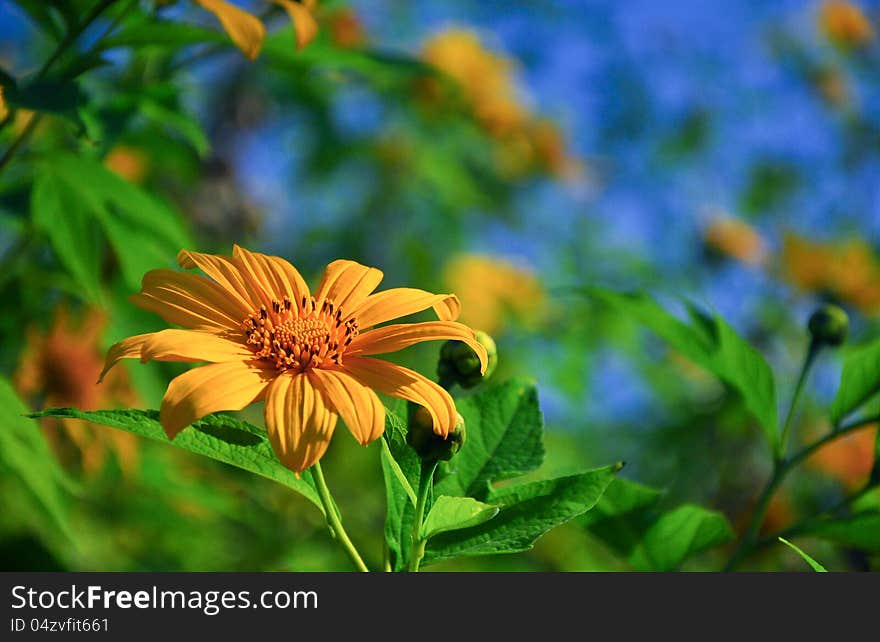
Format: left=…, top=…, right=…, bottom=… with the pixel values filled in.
left=421, top=496, right=498, bottom=539
left=424, top=465, right=620, bottom=563
left=31, top=408, right=322, bottom=511
left=4, top=78, right=84, bottom=123
left=10, top=1, right=64, bottom=41
left=810, top=512, right=880, bottom=551
left=101, top=20, right=229, bottom=50
left=434, top=378, right=544, bottom=499
left=830, top=338, right=880, bottom=425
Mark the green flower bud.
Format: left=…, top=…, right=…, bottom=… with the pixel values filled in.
left=808, top=304, right=849, bottom=348
left=407, top=407, right=466, bottom=462
left=437, top=330, right=498, bottom=389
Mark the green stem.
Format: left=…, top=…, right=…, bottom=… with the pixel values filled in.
left=777, top=342, right=819, bottom=462
left=408, top=459, right=439, bottom=572
left=723, top=414, right=878, bottom=571
left=311, top=461, right=369, bottom=573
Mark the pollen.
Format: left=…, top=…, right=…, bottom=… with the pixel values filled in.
left=242, top=295, right=358, bottom=372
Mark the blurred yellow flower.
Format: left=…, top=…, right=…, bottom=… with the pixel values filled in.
left=807, top=424, right=876, bottom=489
left=781, top=233, right=880, bottom=314
left=818, top=0, right=875, bottom=48
left=0, top=86, right=7, bottom=122
left=104, top=145, right=149, bottom=184
left=15, top=307, right=140, bottom=476
left=194, top=0, right=318, bottom=60
left=443, top=253, right=545, bottom=335
left=703, top=216, right=767, bottom=266
left=102, top=246, right=486, bottom=473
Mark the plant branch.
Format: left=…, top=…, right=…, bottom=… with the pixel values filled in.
left=312, top=461, right=369, bottom=572
left=408, top=459, right=438, bottom=572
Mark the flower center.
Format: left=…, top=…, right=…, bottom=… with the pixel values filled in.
left=242, top=295, right=357, bottom=372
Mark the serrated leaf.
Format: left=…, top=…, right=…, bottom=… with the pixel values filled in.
left=778, top=537, right=827, bottom=572
left=809, top=512, right=880, bottom=551
left=31, top=408, right=322, bottom=512
left=421, top=496, right=498, bottom=540
left=380, top=437, right=416, bottom=507
left=0, top=378, right=73, bottom=540
left=591, top=289, right=778, bottom=449
left=424, top=465, right=619, bottom=564
left=434, top=378, right=544, bottom=499
left=380, top=405, right=422, bottom=571
left=580, top=478, right=734, bottom=571
left=830, top=338, right=880, bottom=425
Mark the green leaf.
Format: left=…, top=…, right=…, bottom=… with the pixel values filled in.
left=810, top=512, right=880, bottom=551
left=10, top=1, right=64, bottom=41
left=830, top=338, right=880, bottom=425
left=139, top=99, right=210, bottom=157
left=0, top=378, right=73, bottom=540
left=380, top=437, right=416, bottom=507
left=101, top=20, right=229, bottom=50
left=778, top=537, right=828, bottom=572
left=424, top=465, right=620, bottom=564
left=32, top=170, right=103, bottom=301
left=379, top=405, right=421, bottom=571
left=4, top=78, right=84, bottom=124
left=421, top=496, right=499, bottom=540
left=580, top=478, right=734, bottom=571
left=434, top=378, right=544, bottom=499
left=626, top=505, right=734, bottom=571
left=31, top=408, right=322, bottom=512
left=591, top=289, right=778, bottom=449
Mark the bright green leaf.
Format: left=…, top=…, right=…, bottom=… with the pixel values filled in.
left=425, top=465, right=620, bottom=564
left=434, top=378, right=544, bottom=499
left=101, top=20, right=229, bottom=50
left=810, top=512, right=880, bottom=551
left=421, top=496, right=499, bottom=540
left=778, top=537, right=828, bottom=572
left=830, top=338, right=880, bottom=425
left=31, top=408, right=322, bottom=512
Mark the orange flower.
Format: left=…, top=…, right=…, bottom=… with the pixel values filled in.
left=807, top=424, right=877, bottom=489
left=326, top=7, right=365, bottom=49
left=704, top=216, right=767, bottom=266
left=104, top=145, right=149, bottom=184
left=15, top=307, right=139, bottom=476
left=818, top=1, right=875, bottom=49
left=101, top=247, right=487, bottom=472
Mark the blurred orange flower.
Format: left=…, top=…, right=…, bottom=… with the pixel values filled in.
left=760, top=492, right=796, bottom=536
left=102, top=246, right=486, bottom=473
left=104, top=145, right=149, bottom=184
left=781, top=232, right=880, bottom=314
left=704, top=216, right=767, bottom=266
left=443, top=253, right=546, bottom=335
left=807, top=424, right=877, bottom=489
left=326, top=7, right=365, bottom=49
left=15, top=307, right=140, bottom=476
left=818, top=0, right=875, bottom=49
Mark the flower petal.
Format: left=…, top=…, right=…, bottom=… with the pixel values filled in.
left=232, top=244, right=310, bottom=305
left=314, top=259, right=384, bottom=312
left=177, top=248, right=261, bottom=311
left=131, top=268, right=250, bottom=331
left=352, top=288, right=461, bottom=328
left=348, top=321, right=488, bottom=373
left=270, top=0, right=319, bottom=49
left=99, top=333, right=150, bottom=382
left=309, top=368, right=385, bottom=445
left=339, top=356, right=457, bottom=437
left=264, top=372, right=338, bottom=472
left=160, top=361, right=274, bottom=439
left=194, top=0, right=265, bottom=60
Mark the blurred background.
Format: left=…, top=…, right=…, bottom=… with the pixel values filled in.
left=0, top=0, right=878, bottom=571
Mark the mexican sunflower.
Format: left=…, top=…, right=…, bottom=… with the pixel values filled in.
left=100, top=246, right=487, bottom=472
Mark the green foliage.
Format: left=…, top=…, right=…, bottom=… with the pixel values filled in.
left=580, top=478, right=734, bottom=571
left=420, top=496, right=499, bottom=539
left=31, top=153, right=191, bottom=298
left=830, top=338, right=880, bottom=425
left=381, top=378, right=620, bottom=569
left=0, top=378, right=73, bottom=541
left=778, top=537, right=827, bottom=572
left=31, top=408, right=322, bottom=512
left=590, top=289, right=778, bottom=449
left=810, top=512, right=880, bottom=551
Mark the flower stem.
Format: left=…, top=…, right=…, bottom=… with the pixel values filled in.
left=777, top=342, right=819, bottom=462
left=408, top=459, right=439, bottom=572
left=723, top=414, right=878, bottom=571
left=311, top=461, right=369, bottom=573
